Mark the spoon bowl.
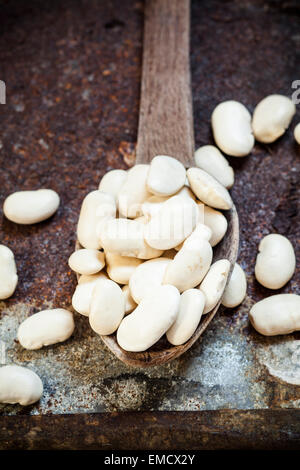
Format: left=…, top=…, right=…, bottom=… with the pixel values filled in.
left=75, top=204, right=239, bottom=367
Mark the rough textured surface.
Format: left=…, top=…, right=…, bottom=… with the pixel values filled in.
left=1, top=410, right=300, bottom=450
left=0, top=0, right=300, bottom=449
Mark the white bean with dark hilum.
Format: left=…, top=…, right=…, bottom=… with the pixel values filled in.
left=69, top=153, right=236, bottom=352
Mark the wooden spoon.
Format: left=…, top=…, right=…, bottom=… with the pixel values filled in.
left=76, top=0, right=239, bottom=367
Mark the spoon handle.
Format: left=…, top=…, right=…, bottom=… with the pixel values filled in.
left=136, top=0, right=194, bottom=166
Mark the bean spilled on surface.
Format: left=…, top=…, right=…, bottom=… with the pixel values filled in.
left=0, top=245, right=18, bottom=299
left=0, top=365, right=43, bottom=406
left=3, top=189, right=60, bottom=224
left=18, top=309, right=75, bottom=350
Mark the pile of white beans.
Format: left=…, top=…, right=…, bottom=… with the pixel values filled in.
left=0, top=93, right=299, bottom=406
left=72, top=154, right=235, bottom=352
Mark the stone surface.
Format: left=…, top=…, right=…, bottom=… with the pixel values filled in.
left=0, top=0, right=299, bottom=447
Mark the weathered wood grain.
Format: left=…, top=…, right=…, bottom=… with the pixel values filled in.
left=136, top=0, right=195, bottom=165
left=1, top=410, right=300, bottom=450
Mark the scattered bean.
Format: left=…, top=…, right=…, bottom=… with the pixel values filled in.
left=211, top=100, right=254, bottom=156
left=252, top=94, right=296, bottom=143
left=3, top=189, right=60, bottom=224
left=18, top=309, right=75, bottom=350
left=0, top=245, right=18, bottom=299
left=249, top=294, right=300, bottom=336
left=255, top=234, right=295, bottom=289
left=0, top=365, right=43, bottom=406
left=294, top=123, right=300, bottom=144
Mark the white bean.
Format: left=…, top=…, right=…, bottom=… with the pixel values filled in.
left=175, top=186, right=196, bottom=201
left=129, top=257, right=171, bottom=303
left=294, top=123, right=300, bottom=144
left=144, top=195, right=199, bottom=250
left=187, top=168, right=233, bottom=210
left=142, top=187, right=195, bottom=221
left=118, top=164, right=150, bottom=218
left=252, top=94, right=296, bottom=143
left=117, top=285, right=180, bottom=352
left=101, top=218, right=163, bottom=259
left=72, top=272, right=107, bottom=316
left=0, top=245, right=18, bottom=299
left=133, top=216, right=165, bottom=256
left=77, top=191, right=116, bottom=249
left=200, top=259, right=231, bottom=314
left=141, top=195, right=169, bottom=219
left=106, top=251, right=142, bottom=284
left=194, top=145, right=234, bottom=188
left=68, top=249, right=105, bottom=275
left=17, top=309, right=75, bottom=350
left=222, top=263, right=247, bottom=308
left=89, top=279, right=125, bottom=335
left=0, top=365, right=43, bottom=406
left=3, top=189, right=60, bottom=224
left=203, top=205, right=228, bottom=247
left=249, top=294, right=300, bottom=336
left=164, top=204, right=205, bottom=254
left=98, top=169, right=127, bottom=203
left=163, top=225, right=213, bottom=292
left=146, top=155, right=186, bottom=196
left=122, top=285, right=137, bottom=314
left=185, top=222, right=212, bottom=243
left=255, top=234, right=295, bottom=289
left=211, top=100, right=254, bottom=156
left=166, top=289, right=205, bottom=345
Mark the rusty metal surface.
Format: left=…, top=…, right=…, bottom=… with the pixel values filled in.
left=0, top=0, right=300, bottom=440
